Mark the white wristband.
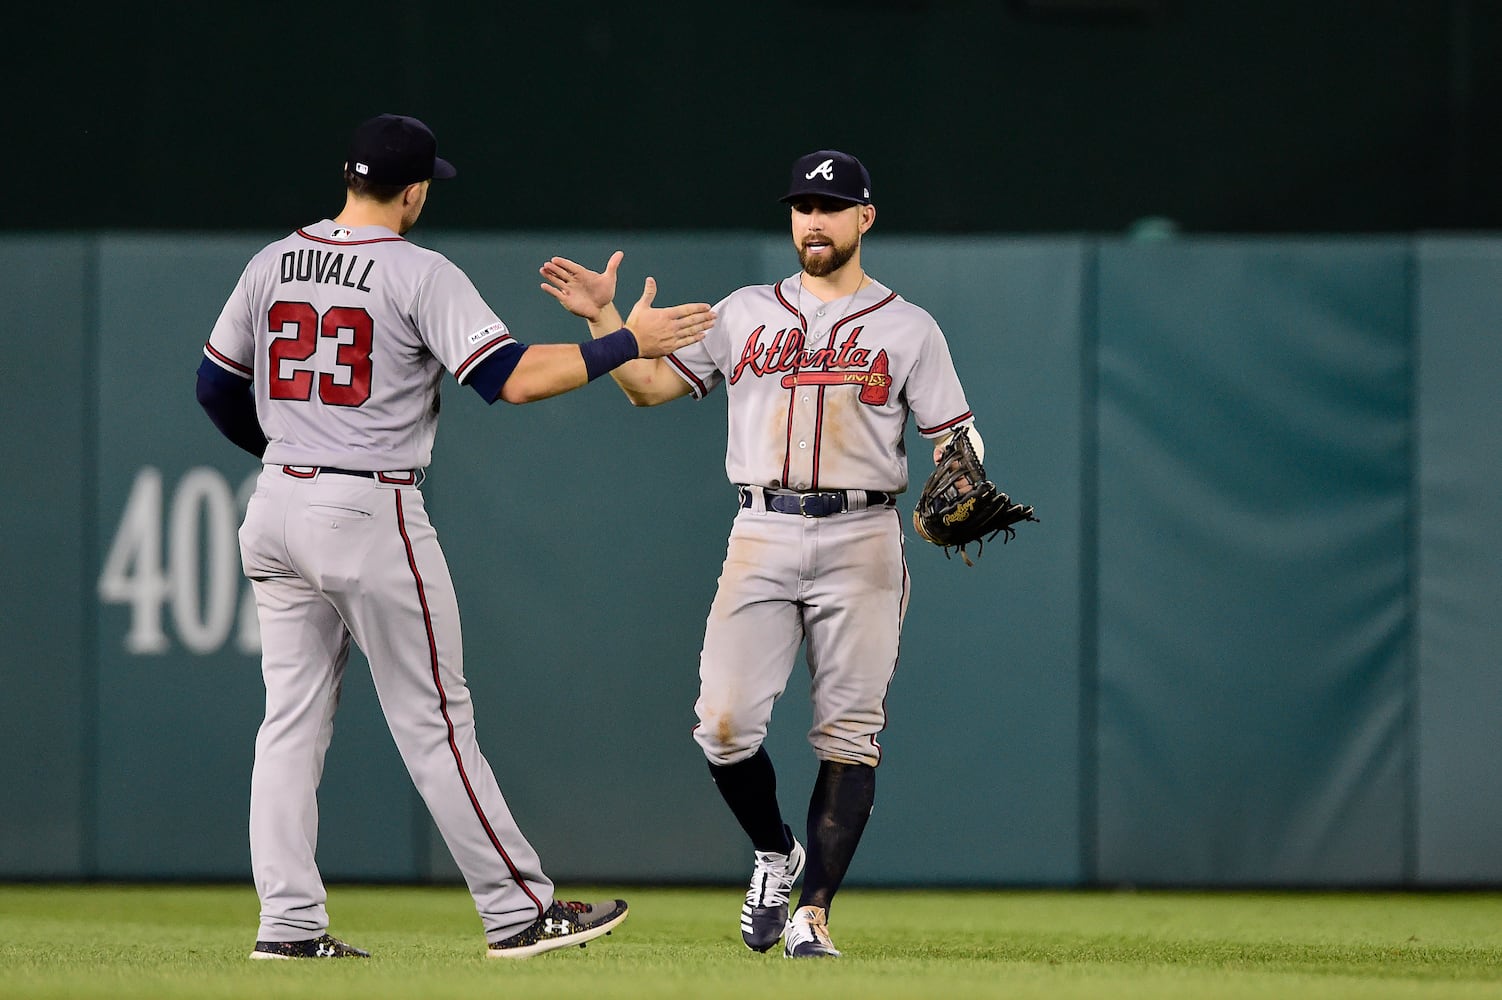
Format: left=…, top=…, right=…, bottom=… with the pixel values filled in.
left=935, top=423, right=984, bottom=463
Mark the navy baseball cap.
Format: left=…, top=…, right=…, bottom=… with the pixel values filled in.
left=346, top=114, right=456, bottom=185
left=780, top=149, right=871, bottom=206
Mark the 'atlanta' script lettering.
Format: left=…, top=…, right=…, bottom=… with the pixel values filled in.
left=729, top=326, right=873, bottom=384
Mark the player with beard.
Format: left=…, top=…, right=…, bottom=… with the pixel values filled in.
left=540, top=150, right=983, bottom=958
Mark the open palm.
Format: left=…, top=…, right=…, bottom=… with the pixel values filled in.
left=540, top=251, right=622, bottom=320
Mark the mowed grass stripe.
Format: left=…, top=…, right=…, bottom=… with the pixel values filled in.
left=1, top=885, right=1499, bottom=1000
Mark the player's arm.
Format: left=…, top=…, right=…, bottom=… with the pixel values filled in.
left=196, top=356, right=268, bottom=458
left=466, top=277, right=711, bottom=405
left=198, top=267, right=268, bottom=457
left=582, top=292, right=695, bottom=407
left=540, top=252, right=696, bottom=407
left=908, top=315, right=983, bottom=464
left=492, top=340, right=641, bottom=405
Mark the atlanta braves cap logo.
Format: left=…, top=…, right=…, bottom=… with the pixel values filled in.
left=805, top=159, right=836, bottom=181
left=781, top=149, right=872, bottom=206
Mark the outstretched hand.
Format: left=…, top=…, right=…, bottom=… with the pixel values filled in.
left=540, top=251, right=621, bottom=321
left=626, top=276, right=715, bottom=359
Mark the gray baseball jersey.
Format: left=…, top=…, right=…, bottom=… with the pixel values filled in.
left=665, top=274, right=974, bottom=492
left=666, top=273, right=974, bottom=768
left=205, top=220, right=553, bottom=944
left=204, top=220, right=514, bottom=469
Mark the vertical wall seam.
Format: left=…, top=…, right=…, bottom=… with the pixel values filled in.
left=80, top=236, right=101, bottom=879
left=1404, top=240, right=1422, bottom=886
left=1078, top=239, right=1101, bottom=886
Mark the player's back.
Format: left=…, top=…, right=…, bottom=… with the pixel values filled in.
left=221, top=219, right=483, bottom=470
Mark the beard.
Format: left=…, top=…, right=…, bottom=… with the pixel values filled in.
left=797, top=234, right=859, bottom=277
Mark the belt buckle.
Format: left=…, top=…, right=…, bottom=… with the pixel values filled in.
left=798, top=492, right=840, bottom=517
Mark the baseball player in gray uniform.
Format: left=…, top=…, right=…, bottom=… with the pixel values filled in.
left=194, top=113, right=714, bottom=960
left=540, top=149, right=983, bottom=958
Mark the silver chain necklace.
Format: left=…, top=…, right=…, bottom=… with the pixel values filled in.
left=796, top=271, right=871, bottom=351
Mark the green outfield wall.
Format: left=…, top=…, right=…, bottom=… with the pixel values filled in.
left=2, top=232, right=1499, bottom=888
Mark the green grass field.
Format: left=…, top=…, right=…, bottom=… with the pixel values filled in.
left=2, top=884, right=1500, bottom=999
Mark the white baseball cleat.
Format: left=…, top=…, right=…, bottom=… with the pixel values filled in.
left=783, top=904, right=841, bottom=958
left=741, top=832, right=806, bottom=952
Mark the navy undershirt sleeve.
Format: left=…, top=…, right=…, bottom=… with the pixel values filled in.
left=196, top=357, right=268, bottom=458
left=466, top=342, right=529, bottom=403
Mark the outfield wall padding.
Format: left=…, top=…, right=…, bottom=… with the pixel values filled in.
left=3, top=232, right=1500, bottom=887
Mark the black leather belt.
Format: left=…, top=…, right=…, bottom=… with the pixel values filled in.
left=321, top=468, right=375, bottom=478
left=740, top=488, right=894, bottom=518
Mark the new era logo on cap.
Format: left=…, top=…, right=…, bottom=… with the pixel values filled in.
left=781, top=149, right=872, bottom=205
left=346, top=114, right=456, bottom=186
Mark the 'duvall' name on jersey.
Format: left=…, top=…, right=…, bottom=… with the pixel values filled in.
left=279, top=249, right=375, bottom=292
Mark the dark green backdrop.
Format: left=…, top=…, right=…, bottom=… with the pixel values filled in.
left=9, top=2, right=1502, bottom=234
